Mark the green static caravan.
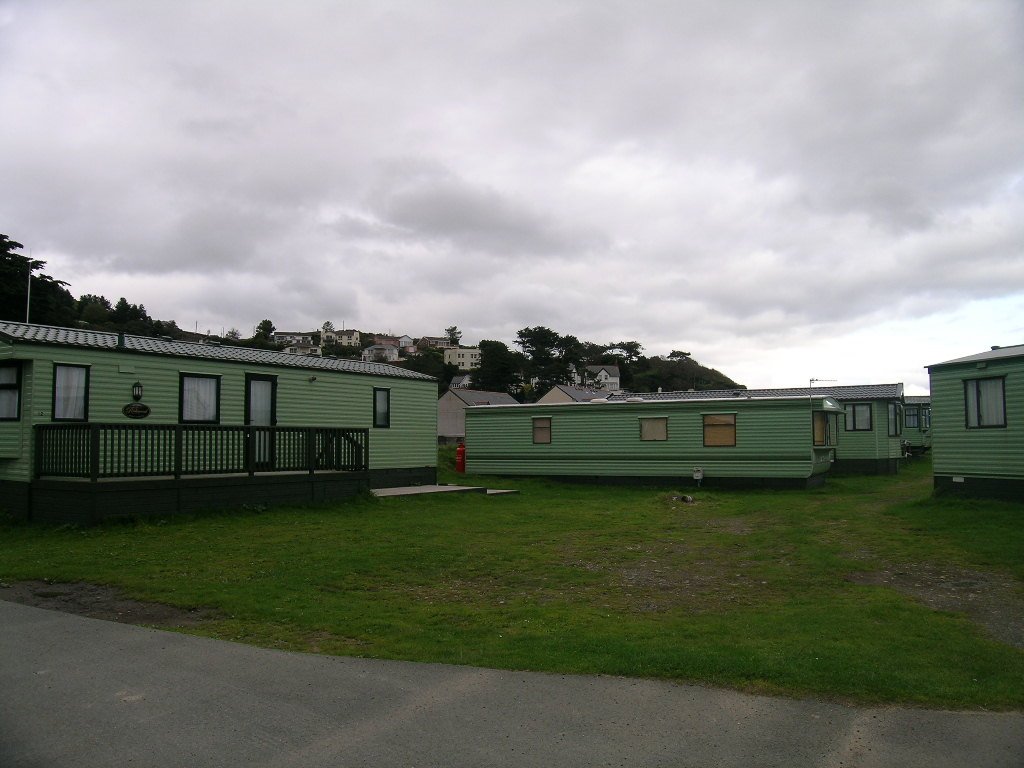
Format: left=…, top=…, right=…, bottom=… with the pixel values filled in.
left=902, top=395, right=932, bottom=455
left=464, top=393, right=845, bottom=489
left=927, top=344, right=1024, bottom=499
left=0, top=322, right=438, bottom=523
left=605, top=384, right=906, bottom=475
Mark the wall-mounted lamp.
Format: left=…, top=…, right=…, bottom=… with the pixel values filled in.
left=308, top=376, right=317, bottom=382
left=132, top=381, right=144, bottom=402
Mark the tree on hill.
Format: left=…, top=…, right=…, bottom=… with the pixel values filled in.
left=254, top=319, right=276, bottom=340
left=396, top=349, right=460, bottom=396
left=444, top=325, right=462, bottom=346
left=472, top=340, right=524, bottom=397
left=0, top=234, right=76, bottom=326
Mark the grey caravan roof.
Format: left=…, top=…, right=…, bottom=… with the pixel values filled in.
left=448, top=389, right=519, bottom=406
left=0, top=322, right=434, bottom=381
left=927, top=344, right=1024, bottom=370
left=607, top=383, right=903, bottom=402
left=547, top=384, right=606, bottom=402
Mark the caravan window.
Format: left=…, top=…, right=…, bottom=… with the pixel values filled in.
left=813, top=412, right=837, bottom=446
left=845, top=403, right=872, bottom=431
left=888, top=403, right=901, bottom=437
left=905, top=406, right=919, bottom=429
left=965, top=378, right=1005, bottom=428
left=532, top=417, right=551, bottom=444
left=0, top=363, right=21, bottom=420
left=373, top=388, right=391, bottom=428
left=53, top=364, right=89, bottom=421
left=180, top=373, right=221, bottom=423
left=703, top=413, right=736, bottom=447
left=639, top=417, right=668, bottom=441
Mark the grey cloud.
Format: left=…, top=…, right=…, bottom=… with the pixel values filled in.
left=1, top=0, right=1021, bottom=387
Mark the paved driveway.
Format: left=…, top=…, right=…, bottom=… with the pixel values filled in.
left=1, top=600, right=1021, bottom=767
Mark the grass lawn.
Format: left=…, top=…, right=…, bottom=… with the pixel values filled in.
left=2, top=451, right=1022, bottom=709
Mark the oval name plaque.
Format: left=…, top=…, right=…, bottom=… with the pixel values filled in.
left=122, top=403, right=151, bottom=419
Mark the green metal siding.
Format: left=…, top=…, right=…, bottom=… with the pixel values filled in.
left=902, top=405, right=932, bottom=450
left=465, top=398, right=839, bottom=480
left=930, top=356, right=1024, bottom=480
left=0, top=350, right=29, bottom=460
left=835, top=400, right=904, bottom=460
left=0, top=342, right=436, bottom=483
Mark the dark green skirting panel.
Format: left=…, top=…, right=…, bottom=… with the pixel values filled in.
left=934, top=475, right=1024, bottom=501
left=368, top=466, right=437, bottom=488
left=830, top=458, right=902, bottom=475
left=531, top=473, right=827, bottom=490
left=15, top=472, right=370, bottom=524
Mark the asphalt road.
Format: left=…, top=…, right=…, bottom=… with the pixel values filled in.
left=1, top=600, right=1021, bottom=767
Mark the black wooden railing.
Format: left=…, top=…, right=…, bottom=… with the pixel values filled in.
left=34, top=424, right=368, bottom=481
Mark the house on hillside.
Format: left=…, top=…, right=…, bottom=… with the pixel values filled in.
left=465, top=393, right=843, bottom=488
left=608, top=384, right=906, bottom=474
left=573, top=364, right=621, bottom=391
left=443, top=347, right=481, bottom=370
left=283, top=342, right=323, bottom=357
left=419, top=336, right=456, bottom=350
left=449, top=374, right=473, bottom=389
left=926, top=344, right=1024, bottom=499
left=337, top=329, right=361, bottom=347
left=903, top=395, right=932, bottom=455
left=273, top=331, right=314, bottom=346
left=398, top=335, right=417, bottom=355
left=537, top=384, right=605, bottom=404
left=361, top=344, right=400, bottom=363
left=438, top=388, right=518, bottom=444
left=0, top=321, right=438, bottom=523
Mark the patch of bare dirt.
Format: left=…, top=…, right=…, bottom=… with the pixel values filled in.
left=0, top=580, right=219, bottom=628
left=846, top=565, right=1024, bottom=649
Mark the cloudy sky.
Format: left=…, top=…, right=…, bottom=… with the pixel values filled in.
left=2, top=1, right=1022, bottom=393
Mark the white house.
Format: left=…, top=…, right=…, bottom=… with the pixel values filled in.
left=362, top=344, right=400, bottom=363
left=572, top=364, right=621, bottom=391
left=283, top=343, right=323, bottom=357
left=444, top=347, right=481, bottom=370
left=337, top=329, right=361, bottom=347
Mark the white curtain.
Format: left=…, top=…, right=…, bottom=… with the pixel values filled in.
left=0, top=367, right=17, bottom=418
left=54, top=365, right=87, bottom=420
left=183, top=376, right=217, bottom=422
left=249, top=381, right=272, bottom=425
left=978, top=379, right=1004, bottom=426
left=249, top=379, right=273, bottom=464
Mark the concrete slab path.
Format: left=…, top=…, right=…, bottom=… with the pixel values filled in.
left=1, top=601, right=1021, bottom=768
left=372, top=484, right=519, bottom=497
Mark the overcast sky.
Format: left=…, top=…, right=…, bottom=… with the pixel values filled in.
left=2, top=1, right=1022, bottom=393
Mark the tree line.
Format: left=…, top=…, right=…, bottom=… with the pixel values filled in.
left=2, top=234, right=741, bottom=398
left=472, top=326, right=741, bottom=401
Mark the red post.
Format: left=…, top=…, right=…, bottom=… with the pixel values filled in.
left=455, top=443, right=466, bottom=474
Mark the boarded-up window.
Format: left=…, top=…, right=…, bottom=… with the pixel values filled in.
left=639, top=417, right=668, bottom=441
left=532, top=417, right=551, bottom=444
left=813, top=412, right=837, bottom=446
left=813, top=412, right=826, bottom=446
left=703, top=413, right=736, bottom=446
left=845, top=403, right=872, bottom=431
